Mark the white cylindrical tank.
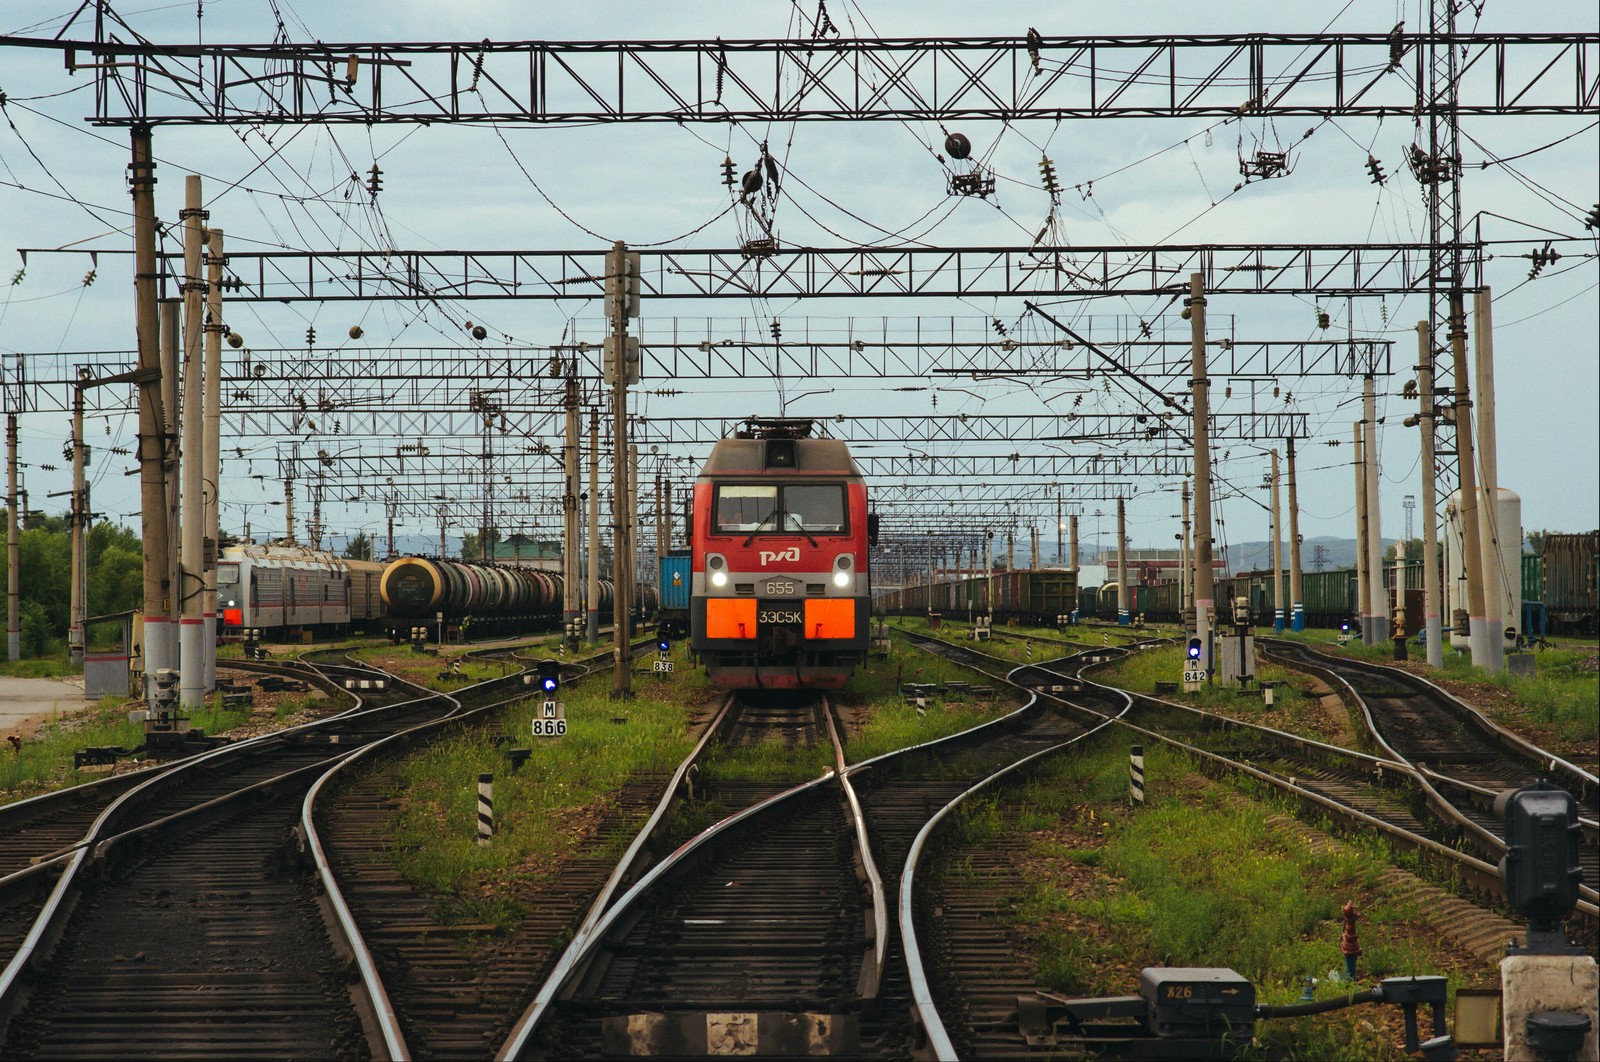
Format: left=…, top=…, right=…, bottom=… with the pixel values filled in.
left=1443, top=487, right=1522, bottom=651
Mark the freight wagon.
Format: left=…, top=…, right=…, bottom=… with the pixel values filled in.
left=875, top=569, right=1078, bottom=626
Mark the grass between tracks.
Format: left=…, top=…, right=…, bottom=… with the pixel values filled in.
left=1087, top=643, right=1327, bottom=728
left=935, top=735, right=1491, bottom=1060
left=381, top=630, right=1036, bottom=922
left=0, top=693, right=264, bottom=799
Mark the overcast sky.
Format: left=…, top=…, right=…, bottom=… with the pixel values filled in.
left=1, top=1, right=1595, bottom=564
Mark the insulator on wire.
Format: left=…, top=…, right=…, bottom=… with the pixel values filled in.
left=741, top=169, right=763, bottom=195
left=721, top=157, right=737, bottom=188
left=944, top=132, right=972, bottom=161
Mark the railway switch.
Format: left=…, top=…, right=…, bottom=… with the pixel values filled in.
left=1022, top=967, right=1458, bottom=1055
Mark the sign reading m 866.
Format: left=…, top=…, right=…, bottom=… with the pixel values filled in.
left=532, top=699, right=566, bottom=737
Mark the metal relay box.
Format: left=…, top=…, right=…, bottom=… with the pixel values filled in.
left=1140, top=967, right=1256, bottom=1038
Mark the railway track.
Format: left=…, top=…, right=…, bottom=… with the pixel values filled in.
left=492, top=630, right=1129, bottom=1058
left=0, top=636, right=591, bottom=1058
left=890, top=630, right=1559, bottom=1058
left=1259, top=638, right=1599, bottom=927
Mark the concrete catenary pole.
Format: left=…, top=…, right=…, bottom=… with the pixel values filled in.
left=628, top=443, right=640, bottom=628
left=655, top=472, right=665, bottom=562
left=1069, top=514, right=1079, bottom=574
left=1448, top=294, right=1490, bottom=668
left=68, top=386, right=86, bottom=666
left=563, top=372, right=580, bottom=636
left=1180, top=481, right=1191, bottom=616
left=1056, top=493, right=1063, bottom=566
left=1473, top=288, right=1506, bottom=670
left=1354, top=421, right=1370, bottom=637
left=202, top=227, right=223, bottom=692
left=1416, top=322, right=1443, bottom=668
left=1116, top=497, right=1129, bottom=625
left=160, top=300, right=180, bottom=618
left=131, top=127, right=174, bottom=699
left=1287, top=438, right=1304, bottom=631
left=587, top=409, right=600, bottom=644
left=1270, top=449, right=1284, bottom=632
left=607, top=242, right=634, bottom=695
left=1187, top=274, right=1215, bottom=669
left=178, top=175, right=206, bottom=710
left=6, top=414, right=19, bottom=661
left=1363, top=375, right=1390, bottom=642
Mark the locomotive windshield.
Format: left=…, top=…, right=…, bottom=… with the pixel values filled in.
left=714, top=484, right=846, bottom=534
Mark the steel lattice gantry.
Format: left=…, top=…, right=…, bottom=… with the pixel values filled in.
left=9, top=333, right=1388, bottom=415
left=632, top=412, right=1306, bottom=446
left=123, top=242, right=1485, bottom=301
left=33, top=33, right=1597, bottom=124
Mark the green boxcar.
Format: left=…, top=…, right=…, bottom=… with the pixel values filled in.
left=1522, top=553, right=1544, bottom=605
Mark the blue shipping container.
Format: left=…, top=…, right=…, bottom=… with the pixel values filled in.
left=659, top=552, right=692, bottom=611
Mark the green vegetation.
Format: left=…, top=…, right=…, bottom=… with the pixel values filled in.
left=0, top=692, right=260, bottom=797
left=3, top=517, right=145, bottom=658
left=0, top=654, right=81, bottom=678
left=1091, top=642, right=1315, bottom=717
left=383, top=673, right=699, bottom=922
left=938, top=737, right=1481, bottom=1060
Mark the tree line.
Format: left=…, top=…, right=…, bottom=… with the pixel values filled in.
left=3, top=515, right=143, bottom=657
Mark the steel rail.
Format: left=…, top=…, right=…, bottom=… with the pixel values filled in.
left=1262, top=638, right=1596, bottom=798
left=823, top=695, right=889, bottom=1000
left=1259, top=640, right=1599, bottom=916
left=495, top=770, right=842, bottom=1060
left=897, top=651, right=1132, bottom=1060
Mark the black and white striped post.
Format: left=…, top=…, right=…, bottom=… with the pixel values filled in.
left=476, top=772, right=494, bottom=845
left=1129, top=745, right=1145, bottom=806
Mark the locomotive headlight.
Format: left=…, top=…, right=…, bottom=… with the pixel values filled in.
left=711, top=571, right=728, bottom=588
left=832, top=554, right=854, bottom=589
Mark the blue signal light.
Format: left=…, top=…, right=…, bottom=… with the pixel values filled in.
left=658, top=639, right=671, bottom=653
left=537, top=660, right=560, bottom=693
left=1186, top=637, right=1202, bottom=660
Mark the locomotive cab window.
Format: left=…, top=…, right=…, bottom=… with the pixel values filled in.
left=713, top=484, right=846, bottom=535
left=783, top=485, right=846, bottom=533
left=217, top=562, right=240, bottom=586
left=715, top=485, right=778, bottom=533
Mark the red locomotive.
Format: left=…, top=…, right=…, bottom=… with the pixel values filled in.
left=690, top=419, right=876, bottom=689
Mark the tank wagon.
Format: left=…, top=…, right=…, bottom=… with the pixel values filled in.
left=690, top=419, right=875, bottom=690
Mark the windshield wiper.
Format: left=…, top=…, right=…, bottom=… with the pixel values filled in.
left=741, top=510, right=779, bottom=547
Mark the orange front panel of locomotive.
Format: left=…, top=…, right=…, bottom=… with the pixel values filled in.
left=704, top=598, right=758, bottom=640
left=803, top=598, right=855, bottom=640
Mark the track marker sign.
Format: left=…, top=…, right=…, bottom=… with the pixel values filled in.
left=533, top=699, right=567, bottom=737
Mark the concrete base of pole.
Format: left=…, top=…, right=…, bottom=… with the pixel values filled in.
left=1118, top=610, right=1129, bottom=626
left=1480, top=620, right=1506, bottom=673
left=1501, top=954, right=1598, bottom=1061
left=1367, top=615, right=1390, bottom=643
left=586, top=611, right=599, bottom=644
left=1195, top=602, right=1212, bottom=671
left=1291, top=605, right=1304, bottom=632
left=179, top=620, right=205, bottom=709
left=1274, top=609, right=1284, bottom=633
left=1424, top=617, right=1444, bottom=668
left=7, top=631, right=18, bottom=662
left=143, top=617, right=174, bottom=704
left=1467, top=617, right=1493, bottom=671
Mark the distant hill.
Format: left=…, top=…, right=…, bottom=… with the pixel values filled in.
left=1221, top=536, right=1390, bottom=574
